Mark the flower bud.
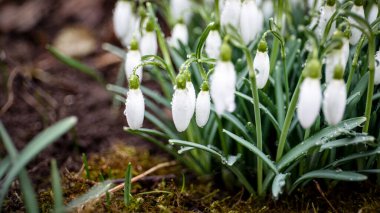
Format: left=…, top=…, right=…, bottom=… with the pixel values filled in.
left=297, top=77, right=322, bottom=129
left=349, top=4, right=365, bottom=45
left=316, top=1, right=336, bottom=40
left=172, top=86, right=192, bottom=132
left=325, top=43, right=348, bottom=83
left=113, top=1, right=133, bottom=41
left=124, top=86, right=145, bottom=130
left=125, top=40, right=143, bottom=82
left=221, top=0, right=241, bottom=30
left=196, top=89, right=211, bottom=128
left=253, top=41, right=270, bottom=89
left=169, top=22, right=188, bottom=49
left=140, top=20, right=157, bottom=56
left=375, top=51, right=380, bottom=85
left=323, top=67, right=347, bottom=125
left=211, top=57, right=236, bottom=116
left=205, top=30, right=222, bottom=59
left=240, top=0, right=263, bottom=45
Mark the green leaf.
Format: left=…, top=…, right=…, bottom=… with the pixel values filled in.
left=18, top=170, right=39, bottom=213
left=67, top=181, right=114, bottom=209
left=124, top=163, right=133, bottom=206
left=0, top=157, right=10, bottom=179
left=123, top=127, right=169, bottom=139
left=320, top=136, right=376, bottom=151
left=290, top=170, right=367, bottom=193
left=221, top=111, right=253, bottom=141
left=144, top=112, right=177, bottom=139
left=51, top=159, right=64, bottom=213
left=102, top=43, right=126, bottom=58
left=141, top=86, right=171, bottom=107
left=325, top=147, right=380, bottom=169
left=223, top=129, right=278, bottom=174
left=272, top=173, right=288, bottom=200
left=47, top=45, right=104, bottom=85
left=0, top=122, right=17, bottom=158
left=106, top=84, right=128, bottom=96
left=0, top=116, right=77, bottom=204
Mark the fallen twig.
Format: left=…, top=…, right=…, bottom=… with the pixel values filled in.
left=313, top=180, right=337, bottom=213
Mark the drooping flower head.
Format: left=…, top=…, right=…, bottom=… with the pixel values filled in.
left=253, top=39, right=270, bottom=89
left=169, top=20, right=189, bottom=49
left=316, top=0, right=336, bottom=40
left=240, top=0, right=263, bottom=45
left=172, top=74, right=193, bottom=132
left=375, top=50, right=380, bottom=85
left=125, top=37, right=143, bottom=82
left=349, top=0, right=365, bottom=45
left=210, top=41, right=236, bottom=116
left=205, top=29, right=222, bottom=59
left=297, top=58, right=322, bottom=129
left=196, top=81, right=211, bottom=128
left=220, top=0, right=241, bottom=31
left=325, top=30, right=349, bottom=83
left=323, top=65, right=347, bottom=125
left=140, top=18, right=158, bottom=56
left=170, top=0, right=192, bottom=24
left=124, top=74, right=145, bottom=130
left=113, top=0, right=134, bottom=41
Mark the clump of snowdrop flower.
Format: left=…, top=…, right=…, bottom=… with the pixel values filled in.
left=325, top=30, right=349, bottom=83
left=125, top=38, right=143, bottom=82
left=169, top=20, right=189, bottom=49
left=170, top=0, right=192, bottom=24
left=349, top=0, right=365, bottom=45
left=375, top=50, right=380, bottom=85
left=140, top=18, right=157, bottom=56
left=220, top=0, right=241, bottom=30
left=210, top=41, right=236, bottom=116
left=205, top=29, right=222, bottom=59
left=323, top=65, right=347, bottom=125
left=172, top=74, right=193, bottom=132
left=297, top=59, right=322, bottom=129
left=196, top=82, right=211, bottom=128
left=316, top=0, right=336, bottom=40
left=240, top=0, right=263, bottom=45
left=124, top=74, right=145, bottom=130
left=253, top=39, right=270, bottom=89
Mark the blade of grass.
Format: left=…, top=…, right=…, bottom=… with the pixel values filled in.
left=51, top=159, right=64, bottom=213
left=124, top=163, right=132, bottom=206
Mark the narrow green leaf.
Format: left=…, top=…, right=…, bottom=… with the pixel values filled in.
left=47, top=45, right=104, bottom=84
left=106, top=84, right=128, bottom=96
left=320, top=136, right=376, bottom=151
left=123, top=127, right=168, bottom=139
left=124, top=163, right=132, bottom=206
left=0, top=116, right=77, bottom=204
left=18, top=170, right=39, bottom=213
left=221, top=112, right=253, bottom=141
left=67, top=181, right=113, bottom=209
left=0, top=122, right=17, bottom=157
left=0, top=157, right=10, bottom=179
left=82, top=153, right=90, bottom=179
left=223, top=129, right=278, bottom=174
left=102, top=43, right=126, bottom=58
left=51, top=159, right=64, bottom=213
left=144, top=112, right=177, bottom=139
left=325, top=147, right=380, bottom=169
left=141, top=86, right=171, bottom=107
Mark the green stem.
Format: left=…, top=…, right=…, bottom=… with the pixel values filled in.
left=215, top=116, right=228, bottom=155
left=276, top=76, right=304, bottom=162
left=346, top=37, right=365, bottom=92
left=244, top=48, right=263, bottom=196
left=363, top=37, right=376, bottom=132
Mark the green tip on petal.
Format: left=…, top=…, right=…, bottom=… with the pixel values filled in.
left=138, top=6, right=146, bottom=19
left=333, top=64, right=344, bottom=79
left=354, top=0, right=363, bottom=6
left=258, top=39, right=268, bottom=52
left=220, top=41, right=232, bottom=61
left=146, top=18, right=155, bottom=32
left=130, top=37, right=139, bottom=50
left=176, top=74, right=187, bottom=89
left=303, top=58, right=321, bottom=79
left=201, top=81, right=209, bottom=91
left=129, top=74, right=140, bottom=89
left=326, top=0, right=336, bottom=6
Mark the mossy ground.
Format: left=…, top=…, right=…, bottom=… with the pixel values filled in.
left=31, top=143, right=380, bottom=212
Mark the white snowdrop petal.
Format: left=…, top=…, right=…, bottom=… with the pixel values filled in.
left=323, top=80, right=347, bottom=125
left=169, top=24, right=188, bottom=49
left=221, top=0, right=241, bottom=29
left=120, top=15, right=140, bottom=47
left=205, top=30, right=222, bottom=59
left=316, top=4, right=336, bottom=40
left=210, top=61, right=237, bottom=115
left=240, top=0, right=263, bottom=44
left=375, top=51, right=380, bottom=85
left=368, top=4, right=378, bottom=24
left=187, top=82, right=196, bottom=121
left=172, top=89, right=192, bottom=132
left=140, top=32, right=157, bottom=56
left=349, top=5, right=365, bottom=45
left=170, top=0, right=192, bottom=23
left=113, top=1, right=132, bottom=40
left=196, top=91, right=211, bottom=127
left=124, top=89, right=145, bottom=129
left=261, top=0, right=273, bottom=19
left=297, top=78, right=322, bottom=129
left=125, top=50, right=142, bottom=81
left=325, top=48, right=347, bottom=83
left=254, top=51, right=270, bottom=89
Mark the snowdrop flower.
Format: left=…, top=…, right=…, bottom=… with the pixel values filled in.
left=349, top=0, right=365, bottom=45
left=323, top=65, right=347, bottom=125
left=170, top=0, right=192, bottom=24
left=253, top=40, right=270, bottom=89
left=325, top=31, right=349, bottom=83
left=196, top=82, right=211, bottom=128
left=240, top=0, right=263, bottom=45
left=186, top=77, right=196, bottom=120
left=124, top=74, right=145, bottom=130
left=220, top=0, right=241, bottom=30
left=375, top=50, right=380, bottom=85
left=169, top=21, right=188, bottom=49
left=210, top=42, right=236, bottom=116
left=316, top=0, right=336, bottom=40
left=125, top=38, right=142, bottom=82
left=140, top=18, right=157, bottom=56
left=172, top=74, right=192, bottom=132
left=261, top=0, right=274, bottom=19
left=205, top=30, right=222, bottom=59
left=368, top=4, right=379, bottom=24
left=113, top=0, right=133, bottom=41
left=297, top=59, right=322, bottom=129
